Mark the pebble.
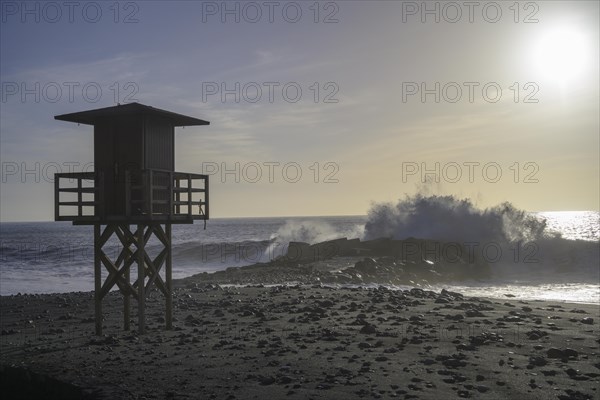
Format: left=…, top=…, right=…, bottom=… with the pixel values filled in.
left=547, top=348, right=565, bottom=358
left=528, top=356, right=547, bottom=367
left=563, top=348, right=578, bottom=358
left=476, top=385, right=490, bottom=393
left=360, top=324, right=377, bottom=334
left=465, top=309, right=485, bottom=317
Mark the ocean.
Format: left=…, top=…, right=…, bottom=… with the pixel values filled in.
left=1, top=205, right=598, bottom=303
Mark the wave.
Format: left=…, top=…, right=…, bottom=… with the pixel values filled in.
left=363, top=194, right=553, bottom=243
left=362, top=194, right=599, bottom=284
left=270, top=219, right=364, bottom=245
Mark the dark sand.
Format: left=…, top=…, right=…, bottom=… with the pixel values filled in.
left=1, top=264, right=599, bottom=399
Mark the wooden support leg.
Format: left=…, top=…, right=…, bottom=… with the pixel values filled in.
left=94, top=224, right=102, bottom=336
left=123, top=226, right=131, bottom=331
left=166, top=224, right=173, bottom=330
left=137, top=224, right=145, bottom=334
left=124, top=229, right=131, bottom=331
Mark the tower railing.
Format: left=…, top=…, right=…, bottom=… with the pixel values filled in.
left=54, top=170, right=209, bottom=223
left=55, top=172, right=103, bottom=222
left=126, top=169, right=209, bottom=220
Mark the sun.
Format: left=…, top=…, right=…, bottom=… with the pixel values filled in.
left=532, top=26, right=589, bottom=84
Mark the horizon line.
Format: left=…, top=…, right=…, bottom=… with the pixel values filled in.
left=1, top=210, right=598, bottom=224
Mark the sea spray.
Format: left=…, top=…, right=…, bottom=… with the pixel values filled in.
left=271, top=219, right=365, bottom=244
left=363, top=195, right=598, bottom=283
left=264, top=219, right=365, bottom=260
left=363, top=194, right=552, bottom=243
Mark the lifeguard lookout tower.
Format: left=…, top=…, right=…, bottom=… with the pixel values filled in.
left=54, top=103, right=210, bottom=335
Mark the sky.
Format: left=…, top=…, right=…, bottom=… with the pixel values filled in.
left=1, top=0, right=598, bottom=221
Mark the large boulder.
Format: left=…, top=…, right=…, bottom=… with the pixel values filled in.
left=286, top=238, right=364, bottom=262
left=360, top=238, right=393, bottom=255
left=285, top=236, right=491, bottom=281
left=354, top=258, right=379, bottom=275
left=286, top=242, right=313, bottom=261
left=310, top=238, right=352, bottom=259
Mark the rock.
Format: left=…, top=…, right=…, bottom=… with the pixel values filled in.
left=547, top=348, right=564, bottom=358
left=441, top=289, right=463, bottom=299
left=259, top=376, right=276, bottom=385
left=540, top=370, right=557, bottom=376
left=213, top=309, right=224, bottom=317
left=465, top=309, right=485, bottom=317
left=503, top=316, right=521, bottom=322
left=360, top=238, right=393, bottom=254
left=456, top=343, right=477, bottom=351
left=558, top=389, right=595, bottom=400
left=442, top=358, right=467, bottom=368
left=409, top=288, right=425, bottom=297
left=476, top=385, right=490, bottom=393
left=445, top=314, right=465, bottom=321
left=360, top=324, right=377, bottom=334
left=565, top=368, right=578, bottom=378
left=570, top=309, right=588, bottom=314
left=308, top=238, right=358, bottom=260
left=563, top=348, right=578, bottom=358
left=286, top=242, right=313, bottom=261
left=317, top=300, right=334, bottom=308
left=526, top=330, right=548, bottom=340
left=355, top=258, right=378, bottom=275
left=580, top=317, right=593, bottom=325
left=528, top=356, right=547, bottom=367
left=469, top=332, right=503, bottom=346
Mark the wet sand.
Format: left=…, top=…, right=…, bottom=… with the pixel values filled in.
left=2, top=274, right=599, bottom=400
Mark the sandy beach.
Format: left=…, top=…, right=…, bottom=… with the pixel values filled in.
left=1, top=261, right=599, bottom=400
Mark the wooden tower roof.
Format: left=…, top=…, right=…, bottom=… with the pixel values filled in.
left=54, top=102, right=210, bottom=127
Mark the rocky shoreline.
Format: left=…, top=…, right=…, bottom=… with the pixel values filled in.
left=179, top=237, right=492, bottom=287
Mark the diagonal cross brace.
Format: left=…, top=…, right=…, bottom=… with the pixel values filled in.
left=94, top=223, right=173, bottom=335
